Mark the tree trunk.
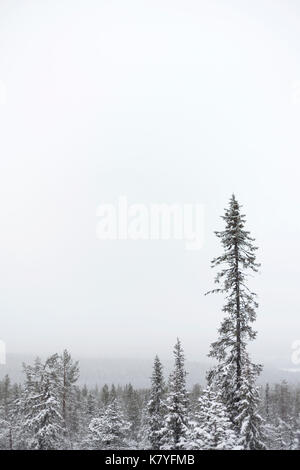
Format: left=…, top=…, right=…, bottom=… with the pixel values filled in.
left=234, top=240, right=241, bottom=389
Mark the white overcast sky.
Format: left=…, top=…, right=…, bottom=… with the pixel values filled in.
left=0, top=0, right=299, bottom=364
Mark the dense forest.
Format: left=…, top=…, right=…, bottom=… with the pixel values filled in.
left=0, top=349, right=300, bottom=450
left=1, top=195, right=298, bottom=450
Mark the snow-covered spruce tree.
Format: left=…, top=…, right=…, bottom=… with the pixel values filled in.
left=0, top=375, right=14, bottom=449
left=17, top=357, right=43, bottom=449
left=137, top=400, right=151, bottom=449
left=88, top=399, right=131, bottom=449
left=124, top=383, right=141, bottom=444
left=160, top=339, right=188, bottom=450
left=21, top=355, right=64, bottom=450
left=101, top=384, right=110, bottom=407
left=189, top=384, right=202, bottom=413
left=206, top=194, right=265, bottom=449
left=75, top=387, right=99, bottom=450
left=273, top=417, right=296, bottom=450
left=58, top=350, right=79, bottom=434
left=67, top=386, right=85, bottom=449
left=185, top=385, right=239, bottom=450
left=147, top=355, right=166, bottom=449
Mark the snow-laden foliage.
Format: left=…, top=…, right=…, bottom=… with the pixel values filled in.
left=1, top=356, right=300, bottom=450
left=234, top=364, right=266, bottom=449
left=185, top=385, right=239, bottom=450
left=206, top=195, right=265, bottom=449
left=58, top=349, right=80, bottom=444
left=160, top=339, right=188, bottom=450
left=124, top=383, right=141, bottom=444
left=147, top=355, right=166, bottom=449
left=88, top=399, right=131, bottom=449
left=21, top=355, right=64, bottom=450
left=0, top=375, right=14, bottom=449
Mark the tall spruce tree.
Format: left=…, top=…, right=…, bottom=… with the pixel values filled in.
left=147, top=355, right=165, bottom=449
left=206, top=195, right=265, bottom=449
left=160, top=339, right=188, bottom=449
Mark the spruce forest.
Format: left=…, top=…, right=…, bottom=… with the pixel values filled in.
left=0, top=196, right=298, bottom=450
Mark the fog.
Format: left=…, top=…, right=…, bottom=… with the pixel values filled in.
left=0, top=0, right=299, bottom=367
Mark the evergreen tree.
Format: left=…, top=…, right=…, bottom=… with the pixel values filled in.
left=58, top=349, right=79, bottom=436
left=160, top=339, right=188, bottom=449
left=137, top=405, right=151, bottom=449
left=67, top=385, right=84, bottom=448
left=110, top=384, right=117, bottom=402
left=101, top=384, right=110, bottom=407
left=185, top=386, right=239, bottom=450
left=0, top=375, right=14, bottom=449
left=86, top=390, right=99, bottom=421
left=124, top=383, right=141, bottom=443
left=147, top=355, right=165, bottom=449
left=274, top=417, right=296, bottom=450
left=278, top=380, right=293, bottom=421
left=206, top=195, right=265, bottom=449
left=88, top=399, right=130, bottom=449
left=21, top=356, right=64, bottom=450
left=189, top=383, right=202, bottom=412
left=234, top=365, right=266, bottom=449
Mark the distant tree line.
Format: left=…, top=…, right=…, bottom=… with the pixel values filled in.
left=0, top=349, right=300, bottom=450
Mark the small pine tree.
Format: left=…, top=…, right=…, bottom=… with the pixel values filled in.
left=124, top=383, right=141, bottom=443
left=88, top=399, right=130, bottom=449
left=160, top=339, right=188, bottom=450
left=58, top=349, right=79, bottom=442
left=137, top=402, right=151, bottom=449
left=101, top=384, right=110, bottom=407
left=147, top=355, right=165, bottom=449
left=274, top=417, right=296, bottom=450
left=189, top=384, right=202, bottom=412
